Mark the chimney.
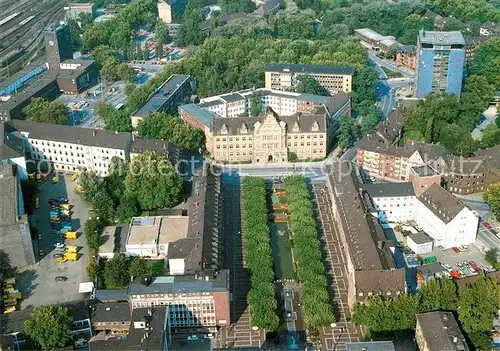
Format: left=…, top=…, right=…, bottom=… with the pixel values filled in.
left=132, top=133, right=135, bottom=142
left=93, top=130, right=96, bottom=137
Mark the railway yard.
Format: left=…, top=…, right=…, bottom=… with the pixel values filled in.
left=0, top=0, right=68, bottom=81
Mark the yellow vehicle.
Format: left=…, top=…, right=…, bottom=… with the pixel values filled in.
left=3, top=298, right=17, bottom=306
left=71, top=174, right=79, bottom=181
left=28, top=173, right=35, bottom=180
left=65, top=245, right=79, bottom=253
left=6, top=290, right=22, bottom=299
left=56, top=257, right=67, bottom=263
left=4, top=278, right=15, bottom=285
left=35, top=173, right=41, bottom=182
left=75, top=185, right=85, bottom=194
left=64, top=251, right=78, bottom=261
left=64, top=232, right=78, bottom=239
left=35, top=196, right=40, bottom=209
left=3, top=306, right=16, bottom=314
left=52, top=176, right=59, bottom=184
left=60, top=203, right=71, bottom=211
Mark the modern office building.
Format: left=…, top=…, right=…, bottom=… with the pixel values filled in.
left=180, top=89, right=351, bottom=162
left=131, top=74, right=195, bottom=129
left=415, top=30, right=465, bottom=99
left=44, top=23, right=73, bottom=69
left=265, top=64, right=355, bottom=95
left=416, top=312, right=470, bottom=351
left=0, top=164, right=35, bottom=267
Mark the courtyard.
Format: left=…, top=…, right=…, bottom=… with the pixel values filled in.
left=17, top=174, right=92, bottom=308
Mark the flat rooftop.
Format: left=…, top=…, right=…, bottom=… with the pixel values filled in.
left=158, top=216, right=190, bottom=244
left=419, top=30, right=465, bottom=46
left=133, top=74, right=190, bottom=117
left=127, top=217, right=161, bottom=245
left=412, top=165, right=439, bottom=177
left=346, top=341, right=396, bottom=351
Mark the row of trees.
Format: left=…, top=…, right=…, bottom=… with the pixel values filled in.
left=101, top=254, right=164, bottom=288
left=402, top=75, right=496, bottom=156
left=241, top=177, right=279, bottom=331
left=353, top=275, right=500, bottom=349
left=284, top=175, right=334, bottom=329
left=484, top=182, right=500, bottom=222
left=137, top=112, right=205, bottom=150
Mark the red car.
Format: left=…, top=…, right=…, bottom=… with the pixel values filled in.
left=484, top=221, right=492, bottom=229
left=468, top=261, right=481, bottom=273
left=451, top=247, right=461, bottom=253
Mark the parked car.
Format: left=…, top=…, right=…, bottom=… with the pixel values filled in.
left=54, top=242, right=65, bottom=250
left=55, top=276, right=68, bottom=282
left=442, top=263, right=452, bottom=272
left=451, top=247, right=460, bottom=253
left=484, top=221, right=492, bottom=229
left=204, top=334, right=214, bottom=339
left=187, top=335, right=198, bottom=341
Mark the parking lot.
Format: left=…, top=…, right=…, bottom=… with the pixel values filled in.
left=17, top=174, right=91, bottom=308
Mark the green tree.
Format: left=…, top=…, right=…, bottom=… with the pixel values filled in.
left=219, top=0, right=255, bottom=14
left=125, top=150, right=183, bottom=211
left=115, top=194, right=139, bottom=223
left=338, top=115, right=358, bottom=149
left=458, top=274, right=500, bottom=346
left=84, top=217, right=104, bottom=254
left=105, top=109, right=132, bottom=132
left=24, top=305, right=72, bottom=350
left=78, top=12, right=95, bottom=31
left=418, top=278, right=458, bottom=312
left=249, top=91, right=264, bottom=116
left=155, top=20, right=172, bottom=44
left=103, top=253, right=130, bottom=288
left=470, top=38, right=500, bottom=89
left=23, top=98, right=68, bottom=125
left=137, top=112, right=204, bottom=150
left=91, top=45, right=116, bottom=68
left=351, top=66, right=378, bottom=106
left=129, top=256, right=150, bottom=277
left=484, top=182, right=500, bottom=220
left=484, top=248, right=500, bottom=269
left=480, top=124, right=500, bottom=148
left=296, top=74, right=330, bottom=96
left=360, top=105, right=383, bottom=134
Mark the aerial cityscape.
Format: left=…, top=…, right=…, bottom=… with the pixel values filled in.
left=0, top=0, right=499, bottom=350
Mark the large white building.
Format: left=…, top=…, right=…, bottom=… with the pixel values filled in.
left=364, top=182, right=478, bottom=248
left=4, top=120, right=181, bottom=177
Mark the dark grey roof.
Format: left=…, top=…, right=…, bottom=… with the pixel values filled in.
left=417, top=261, right=444, bottom=275
left=367, top=108, right=404, bottom=144
left=397, top=44, right=417, bottom=53
left=0, top=164, right=18, bottom=227
left=408, top=232, right=434, bottom=245
left=354, top=269, right=406, bottom=302
left=127, top=269, right=229, bottom=295
left=94, top=289, right=128, bottom=302
left=418, top=183, right=465, bottom=224
left=0, top=123, right=24, bottom=160
left=327, top=162, right=384, bottom=271
left=198, top=99, right=223, bottom=108
left=92, top=302, right=130, bottom=323
left=266, top=64, right=355, bottom=76
left=416, top=312, right=469, bottom=351
left=363, top=182, right=415, bottom=198
left=131, top=136, right=181, bottom=162
left=411, top=165, right=439, bottom=177
left=220, top=92, right=245, bottom=103
left=324, top=91, right=350, bottom=117
left=179, top=104, right=215, bottom=128
left=170, top=338, right=212, bottom=350
left=133, top=75, right=191, bottom=117
left=8, top=119, right=130, bottom=150
left=346, top=341, right=396, bottom=351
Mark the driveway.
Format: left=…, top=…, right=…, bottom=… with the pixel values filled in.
left=18, top=174, right=92, bottom=308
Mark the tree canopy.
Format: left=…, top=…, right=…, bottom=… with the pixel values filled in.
left=23, top=98, right=68, bottom=125
left=242, top=177, right=279, bottom=331
left=124, top=150, right=183, bottom=211
left=470, top=38, right=500, bottom=90
left=338, top=115, right=359, bottom=150
left=484, top=182, right=500, bottom=221
left=296, top=74, right=330, bottom=96
left=285, top=175, right=334, bottom=329
left=103, top=253, right=130, bottom=288
left=137, top=112, right=204, bottom=150
left=24, top=305, right=72, bottom=350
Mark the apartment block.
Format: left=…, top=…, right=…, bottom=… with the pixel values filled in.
left=158, top=0, right=188, bottom=24
left=131, top=74, right=195, bottom=129
left=364, top=182, right=478, bottom=248
left=395, top=44, right=417, bottom=71
left=127, top=272, right=230, bottom=330
left=415, top=30, right=465, bottom=99
left=264, top=64, right=354, bottom=95
left=181, top=89, right=351, bottom=163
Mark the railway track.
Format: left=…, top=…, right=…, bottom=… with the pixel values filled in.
left=0, top=0, right=35, bottom=33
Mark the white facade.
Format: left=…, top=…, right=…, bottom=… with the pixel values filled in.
left=370, top=192, right=478, bottom=249
left=371, top=195, right=416, bottom=223
left=0, top=157, right=28, bottom=180
left=25, top=138, right=127, bottom=176
left=407, top=235, right=433, bottom=255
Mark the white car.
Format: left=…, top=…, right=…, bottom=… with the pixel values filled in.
left=187, top=335, right=198, bottom=341
left=204, top=334, right=214, bottom=339
left=442, top=263, right=452, bottom=272
left=54, top=242, right=65, bottom=249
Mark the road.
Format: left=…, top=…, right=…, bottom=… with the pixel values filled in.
left=368, top=52, right=414, bottom=78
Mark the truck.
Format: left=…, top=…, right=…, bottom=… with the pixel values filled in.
left=65, top=245, right=79, bottom=253
left=64, top=232, right=78, bottom=239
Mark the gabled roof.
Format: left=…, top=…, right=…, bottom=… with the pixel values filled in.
left=354, top=269, right=406, bottom=302
left=418, top=183, right=465, bottom=224
left=363, top=182, right=415, bottom=198
left=416, top=312, right=469, bottom=351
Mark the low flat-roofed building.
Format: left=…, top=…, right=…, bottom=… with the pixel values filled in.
left=65, top=2, right=96, bottom=20
left=346, top=341, right=396, bottom=351
left=99, top=226, right=128, bottom=259
left=127, top=271, right=230, bottom=329
left=354, top=28, right=398, bottom=55
left=416, top=311, right=469, bottom=351
left=92, top=302, right=131, bottom=333
left=131, top=74, right=194, bottom=129
left=407, top=232, right=434, bottom=254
